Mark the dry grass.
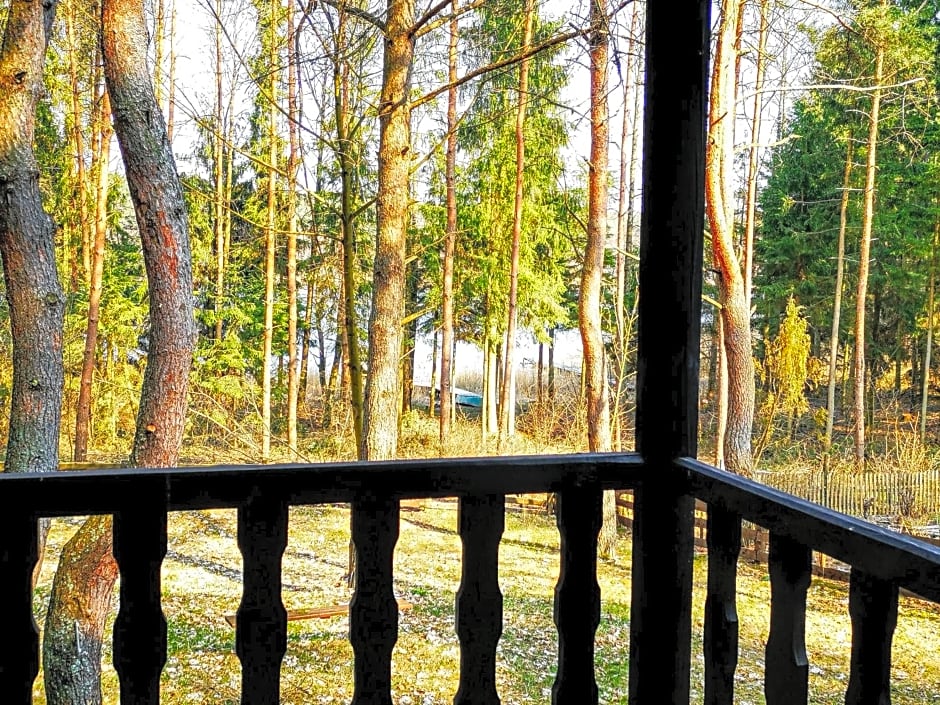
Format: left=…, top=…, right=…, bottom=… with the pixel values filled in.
left=30, top=501, right=940, bottom=705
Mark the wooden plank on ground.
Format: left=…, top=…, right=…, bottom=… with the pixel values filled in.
left=224, top=599, right=413, bottom=628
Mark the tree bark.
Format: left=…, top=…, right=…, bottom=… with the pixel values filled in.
left=824, top=137, right=853, bottom=470
left=66, top=0, right=92, bottom=290
left=74, top=87, right=112, bottom=462
left=44, top=1, right=196, bottom=700
left=332, top=12, right=365, bottom=452
left=705, top=0, right=754, bottom=477
left=742, top=0, right=770, bottom=312
left=213, top=0, right=225, bottom=341
left=261, top=0, right=278, bottom=460
left=0, top=0, right=65, bottom=477
left=854, top=36, right=884, bottom=471
left=363, top=0, right=416, bottom=460
left=921, top=223, right=937, bottom=442
left=286, top=0, right=301, bottom=458
left=498, top=0, right=534, bottom=446
left=439, top=0, right=458, bottom=444
left=582, top=0, right=616, bottom=557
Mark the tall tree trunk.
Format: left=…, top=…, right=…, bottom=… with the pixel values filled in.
left=548, top=327, right=555, bottom=401
left=824, top=137, right=853, bottom=471
left=0, top=0, right=64, bottom=475
left=854, top=37, right=884, bottom=471
left=498, top=0, right=534, bottom=446
left=921, top=222, right=938, bottom=442
left=261, top=0, right=278, bottom=460
left=611, top=1, right=641, bottom=450
left=742, top=0, right=769, bottom=312
left=45, top=1, right=196, bottom=701
left=74, top=87, right=112, bottom=462
left=153, top=0, right=164, bottom=106
left=363, top=0, right=416, bottom=460
left=582, top=0, right=616, bottom=558
left=286, top=0, right=301, bottom=458
left=166, top=0, right=176, bottom=144
left=440, top=0, right=458, bottom=444
left=429, top=327, right=438, bottom=419
left=705, top=0, right=754, bottom=477
left=333, top=15, right=365, bottom=452
left=401, top=264, right=418, bottom=416
left=213, top=0, right=225, bottom=341
left=66, top=0, right=92, bottom=290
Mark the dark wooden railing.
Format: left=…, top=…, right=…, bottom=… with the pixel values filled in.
left=1, top=452, right=937, bottom=704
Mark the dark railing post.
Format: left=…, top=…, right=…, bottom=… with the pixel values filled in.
left=845, top=570, right=898, bottom=705
left=0, top=510, right=39, bottom=704
left=632, top=0, right=710, bottom=701
left=704, top=507, right=741, bottom=705
left=350, top=496, right=399, bottom=705
left=552, top=486, right=602, bottom=705
left=454, top=494, right=504, bottom=705
left=236, top=496, right=288, bottom=705
left=114, top=496, right=168, bottom=705
left=765, top=533, right=811, bottom=705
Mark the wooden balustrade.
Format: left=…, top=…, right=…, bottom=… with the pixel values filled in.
left=0, top=453, right=937, bottom=703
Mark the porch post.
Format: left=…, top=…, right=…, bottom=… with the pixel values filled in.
left=630, top=1, right=710, bottom=703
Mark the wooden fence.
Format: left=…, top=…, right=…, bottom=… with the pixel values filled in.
left=756, top=468, right=940, bottom=519
left=616, top=492, right=860, bottom=582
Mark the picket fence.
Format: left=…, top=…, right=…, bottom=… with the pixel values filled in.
left=757, top=467, right=940, bottom=520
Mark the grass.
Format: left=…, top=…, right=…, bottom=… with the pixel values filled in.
left=30, top=500, right=940, bottom=704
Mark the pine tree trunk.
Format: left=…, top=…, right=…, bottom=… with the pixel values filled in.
left=333, top=11, right=365, bottom=452
left=74, top=87, right=112, bottom=462
left=705, top=0, right=754, bottom=477
left=44, top=2, right=196, bottom=700
left=824, top=137, right=853, bottom=470
left=440, top=0, right=458, bottom=444
left=498, top=0, right=534, bottom=447
left=742, top=0, right=769, bottom=311
left=66, top=0, right=92, bottom=290
left=921, top=226, right=937, bottom=442
left=0, top=0, right=65, bottom=477
left=213, top=0, right=225, bottom=341
left=261, top=0, right=278, bottom=460
left=582, top=0, right=616, bottom=557
left=363, top=0, right=416, bottom=461
left=286, top=0, right=301, bottom=458
left=42, top=515, right=118, bottom=705
left=854, top=38, right=884, bottom=471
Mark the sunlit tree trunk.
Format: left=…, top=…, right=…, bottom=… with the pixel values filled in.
left=286, top=0, right=301, bottom=457
left=166, top=0, right=176, bottom=144
left=332, top=9, right=365, bottom=452
left=66, top=0, right=92, bottom=290
left=213, top=0, right=225, bottom=341
left=440, top=0, right=458, bottom=444
left=921, top=223, right=938, bottom=442
left=742, top=0, right=769, bottom=311
left=74, top=87, right=112, bottom=462
left=261, top=0, right=278, bottom=460
left=824, top=137, right=852, bottom=470
left=498, top=0, right=534, bottom=446
left=854, top=37, right=884, bottom=471
left=582, top=0, right=616, bottom=557
left=705, top=0, right=754, bottom=477
left=0, top=0, right=64, bottom=482
left=45, top=0, right=196, bottom=700
left=363, top=0, right=416, bottom=460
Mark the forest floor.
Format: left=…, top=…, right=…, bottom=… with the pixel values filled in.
left=31, top=498, right=940, bottom=704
